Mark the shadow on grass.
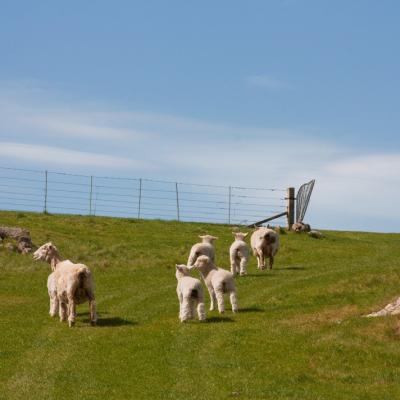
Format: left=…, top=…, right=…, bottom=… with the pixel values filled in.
left=82, top=316, right=136, bottom=327
left=204, top=316, right=235, bottom=323
left=239, top=306, right=264, bottom=313
left=280, top=265, right=306, bottom=271
left=244, top=273, right=272, bottom=277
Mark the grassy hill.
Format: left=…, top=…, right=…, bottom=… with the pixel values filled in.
left=1, top=211, right=400, bottom=400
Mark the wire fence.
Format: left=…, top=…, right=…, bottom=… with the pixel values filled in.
left=0, top=166, right=288, bottom=226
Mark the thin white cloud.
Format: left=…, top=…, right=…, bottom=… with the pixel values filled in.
left=327, top=154, right=400, bottom=181
left=0, top=142, right=146, bottom=169
left=245, top=75, right=289, bottom=89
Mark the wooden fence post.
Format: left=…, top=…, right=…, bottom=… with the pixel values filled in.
left=286, top=187, right=295, bottom=230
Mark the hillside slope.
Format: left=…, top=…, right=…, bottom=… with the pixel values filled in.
left=1, top=211, right=400, bottom=400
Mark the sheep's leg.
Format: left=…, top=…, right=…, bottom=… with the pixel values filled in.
left=230, top=253, right=238, bottom=276
left=59, top=301, right=68, bottom=322
left=255, top=252, right=261, bottom=269
left=215, top=288, right=225, bottom=313
left=197, top=301, right=206, bottom=321
left=89, top=299, right=97, bottom=326
left=269, top=256, right=274, bottom=270
left=229, top=290, right=239, bottom=313
left=258, top=251, right=265, bottom=270
left=180, top=296, right=192, bottom=322
left=84, top=287, right=98, bottom=326
left=177, top=290, right=183, bottom=320
left=239, top=257, right=248, bottom=276
left=207, top=285, right=217, bottom=311
left=49, top=292, right=59, bottom=317
left=67, top=297, right=77, bottom=327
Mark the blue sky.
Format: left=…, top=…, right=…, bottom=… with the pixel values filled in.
left=0, top=1, right=399, bottom=231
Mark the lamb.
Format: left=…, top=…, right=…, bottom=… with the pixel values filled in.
left=191, top=255, right=238, bottom=313
left=187, top=235, right=218, bottom=267
left=229, top=232, right=249, bottom=276
left=33, top=242, right=97, bottom=327
left=175, top=264, right=206, bottom=322
left=250, top=227, right=279, bottom=270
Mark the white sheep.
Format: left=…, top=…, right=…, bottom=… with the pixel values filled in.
left=229, top=232, right=249, bottom=276
left=187, top=235, right=218, bottom=267
left=191, top=255, right=238, bottom=313
left=175, top=264, right=206, bottom=322
left=292, top=222, right=311, bottom=232
left=33, top=242, right=97, bottom=327
left=250, top=227, right=279, bottom=270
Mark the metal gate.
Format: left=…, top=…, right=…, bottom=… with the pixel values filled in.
left=296, top=179, right=315, bottom=223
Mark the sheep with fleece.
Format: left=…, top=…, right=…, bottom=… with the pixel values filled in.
left=191, top=255, right=238, bottom=313
left=175, top=264, right=206, bottom=322
left=33, top=242, right=97, bottom=327
left=187, top=235, right=218, bottom=267
left=229, top=232, right=249, bottom=276
left=250, top=227, right=279, bottom=270
left=292, top=222, right=311, bottom=232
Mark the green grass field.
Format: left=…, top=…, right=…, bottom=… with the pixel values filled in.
left=1, top=211, right=400, bottom=399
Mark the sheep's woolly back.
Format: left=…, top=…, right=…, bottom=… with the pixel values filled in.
left=187, top=242, right=215, bottom=266
left=230, top=239, right=249, bottom=258
left=193, top=255, right=238, bottom=313
left=193, top=255, right=234, bottom=288
left=177, top=276, right=204, bottom=298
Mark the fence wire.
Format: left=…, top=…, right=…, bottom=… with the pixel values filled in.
left=0, top=166, right=287, bottom=226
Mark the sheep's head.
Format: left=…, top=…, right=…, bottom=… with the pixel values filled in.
left=175, top=264, right=191, bottom=279
left=33, top=242, right=59, bottom=264
left=192, top=255, right=213, bottom=271
left=199, top=235, right=218, bottom=243
left=232, top=232, right=248, bottom=241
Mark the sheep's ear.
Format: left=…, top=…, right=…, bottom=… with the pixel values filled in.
left=212, top=236, right=218, bottom=240
left=243, top=232, right=249, bottom=237
left=199, top=235, right=204, bottom=239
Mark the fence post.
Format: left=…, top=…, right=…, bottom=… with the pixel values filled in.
left=137, top=178, right=142, bottom=219
left=175, top=182, right=180, bottom=221
left=286, top=187, right=295, bottom=230
left=228, top=186, right=232, bottom=224
left=89, top=176, right=93, bottom=215
left=44, top=170, right=48, bottom=213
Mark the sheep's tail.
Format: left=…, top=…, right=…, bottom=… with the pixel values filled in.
left=77, top=267, right=90, bottom=289
left=263, top=231, right=276, bottom=244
